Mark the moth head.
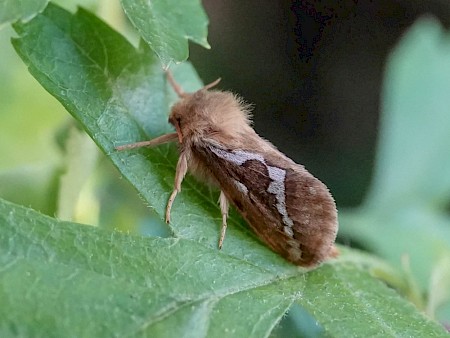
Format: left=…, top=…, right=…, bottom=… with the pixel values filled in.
left=167, top=77, right=253, bottom=143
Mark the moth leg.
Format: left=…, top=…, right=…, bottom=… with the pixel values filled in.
left=165, top=153, right=188, bottom=223
left=328, top=244, right=340, bottom=258
left=218, top=191, right=229, bottom=249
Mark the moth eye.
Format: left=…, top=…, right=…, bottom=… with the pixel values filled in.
left=168, top=116, right=179, bottom=126
left=176, top=117, right=182, bottom=126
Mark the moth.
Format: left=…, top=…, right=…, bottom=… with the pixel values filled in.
left=116, top=72, right=338, bottom=267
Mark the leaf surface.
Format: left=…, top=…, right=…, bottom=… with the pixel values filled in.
left=120, top=0, right=210, bottom=66
left=1, top=198, right=448, bottom=337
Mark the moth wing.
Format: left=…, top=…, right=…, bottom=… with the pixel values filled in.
left=194, top=143, right=338, bottom=267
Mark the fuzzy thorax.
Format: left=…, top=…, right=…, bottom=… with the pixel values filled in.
left=169, top=89, right=253, bottom=145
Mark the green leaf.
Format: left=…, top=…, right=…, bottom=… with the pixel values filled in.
left=9, top=4, right=450, bottom=336
left=1, top=198, right=448, bottom=337
left=339, top=17, right=450, bottom=290
left=0, top=0, right=48, bottom=28
left=120, top=0, right=210, bottom=66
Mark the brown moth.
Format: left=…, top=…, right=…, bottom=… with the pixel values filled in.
left=116, top=72, right=338, bottom=267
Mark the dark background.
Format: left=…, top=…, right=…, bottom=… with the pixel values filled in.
left=189, top=0, right=450, bottom=207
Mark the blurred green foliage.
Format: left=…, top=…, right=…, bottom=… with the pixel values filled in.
left=0, top=0, right=450, bottom=337
left=340, top=18, right=450, bottom=324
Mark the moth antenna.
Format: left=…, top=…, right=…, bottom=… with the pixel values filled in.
left=203, top=78, right=221, bottom=91
left=165, top=70, right=186, bottom=98
left=115, top=132, right=178, bottom=151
